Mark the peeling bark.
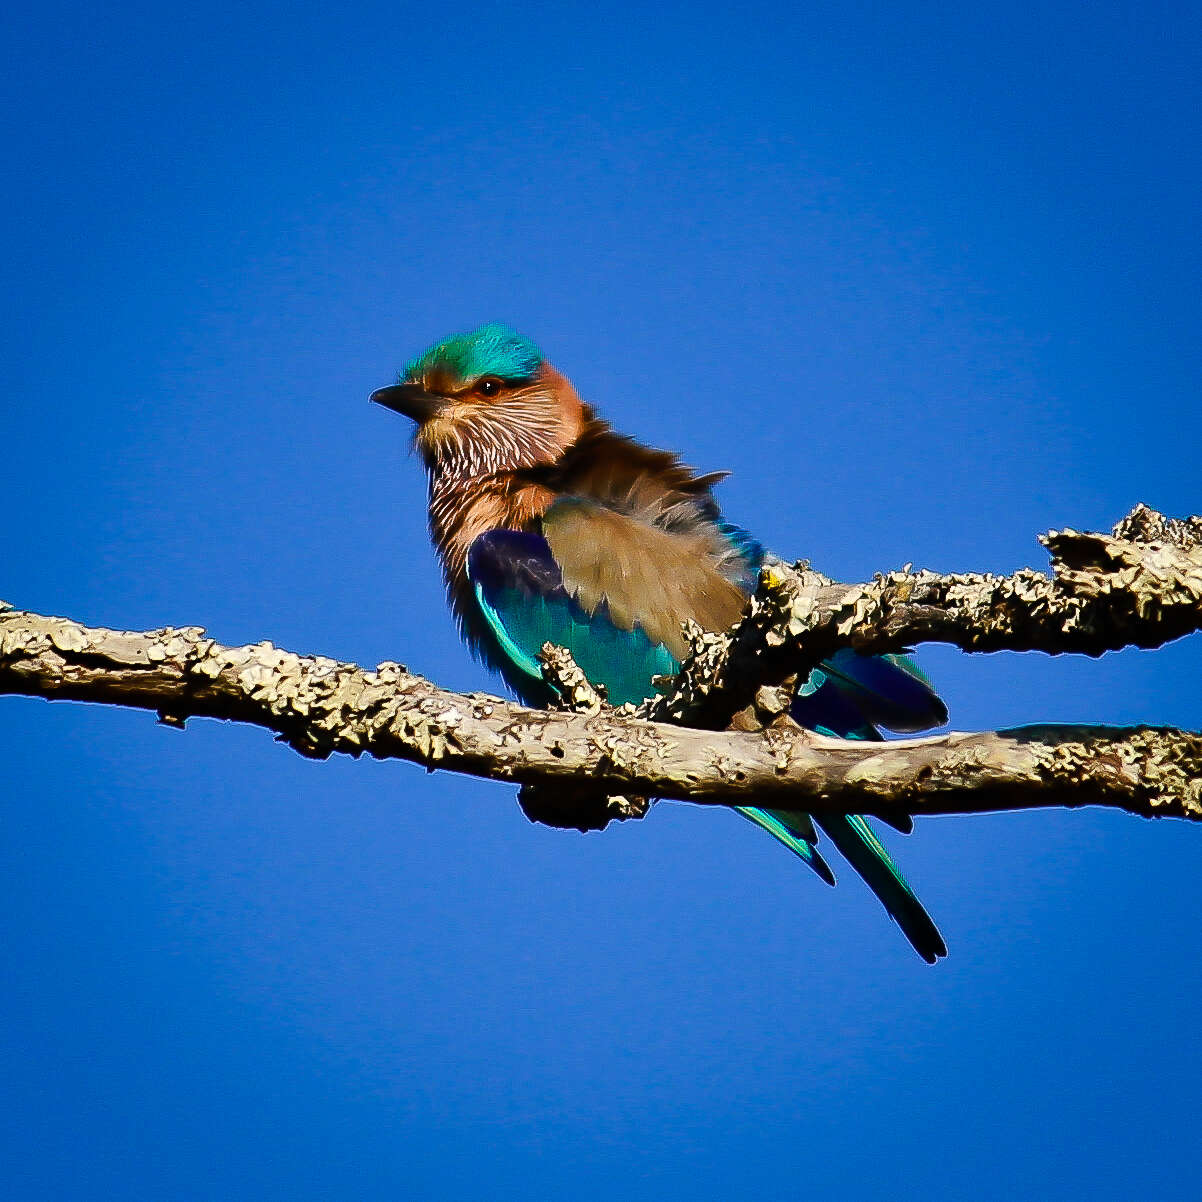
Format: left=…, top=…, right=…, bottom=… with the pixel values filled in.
left=1, top=507, right=1200, bottom=828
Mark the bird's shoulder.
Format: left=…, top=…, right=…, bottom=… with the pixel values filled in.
left=489, top=415, right=760, bottom=658
left=516, top=414, right=728, bottom=527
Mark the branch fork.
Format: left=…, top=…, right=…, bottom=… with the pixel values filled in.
left=1, top=506, right=1199, bottom=826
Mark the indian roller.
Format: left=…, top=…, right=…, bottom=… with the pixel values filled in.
left=372, top=323, right=949, bottom=962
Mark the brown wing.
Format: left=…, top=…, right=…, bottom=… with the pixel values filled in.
left=534, top=413, right=729, bottom=506
left=541, top=497, right=748, bottom=661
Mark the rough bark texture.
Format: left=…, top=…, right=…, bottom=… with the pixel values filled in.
left=1, top=505, right=1199, bottom=826
left=646, top=503, right=1202, bottom=732
left=515, top=645, right=652, bottom=830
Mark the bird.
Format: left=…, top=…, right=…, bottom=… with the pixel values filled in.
left=372, top=322, right=949, bottom=962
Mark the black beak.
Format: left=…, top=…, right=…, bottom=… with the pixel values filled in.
left=370, top=382, right=446, bottom=423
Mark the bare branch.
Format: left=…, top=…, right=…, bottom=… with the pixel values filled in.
left=648, top=504, right=1202, bottom=731
left=1, top=600, right=1199, bottom=822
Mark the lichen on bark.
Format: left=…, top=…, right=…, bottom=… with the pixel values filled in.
left=1, top=505, right=1199, bottom=826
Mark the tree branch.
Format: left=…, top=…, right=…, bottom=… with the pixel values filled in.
left=515, top=644, right=651, bottom=830
left=646, top=503, right=1202, bottom=731
left=2, top=504, right=1200, bottom=825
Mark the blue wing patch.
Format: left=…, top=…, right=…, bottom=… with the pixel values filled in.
left=466, top=529, right=679, bottom=707
left=818, top=648, right=947, bottom=733
left=712, top=519, right=767, bottom=591
left=466, top=528, right=833, bottom=883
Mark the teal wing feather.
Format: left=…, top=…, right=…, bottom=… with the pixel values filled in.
left=466, top=528, right=678, bottom=707
left=465, top=524, right=835, bottom=883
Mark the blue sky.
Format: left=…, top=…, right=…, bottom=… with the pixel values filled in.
left=2, top=2, right=1200, bottom=1197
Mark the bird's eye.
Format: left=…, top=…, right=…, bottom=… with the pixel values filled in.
left=476, top=377, right=503, bottom=397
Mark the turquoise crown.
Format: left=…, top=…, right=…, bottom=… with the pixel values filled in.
left=405, top=323, right=544, bottom=384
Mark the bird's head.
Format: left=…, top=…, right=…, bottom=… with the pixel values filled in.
left=372, top=323, right=584, bottom=477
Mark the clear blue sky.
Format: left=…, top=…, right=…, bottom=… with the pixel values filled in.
left=3, top=2, right=1200, bottom=1198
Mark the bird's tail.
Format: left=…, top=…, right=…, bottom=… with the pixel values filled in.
left=736, top=661, right=947, bottom=962
left=739, top=804, right=945, bottom=962
left=736, top=807, right=835, bottom=885
left=809, top=811, right=947, bottom=963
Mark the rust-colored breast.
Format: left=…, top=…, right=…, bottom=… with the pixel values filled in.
left=430, top=475, right=556, bottom=627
